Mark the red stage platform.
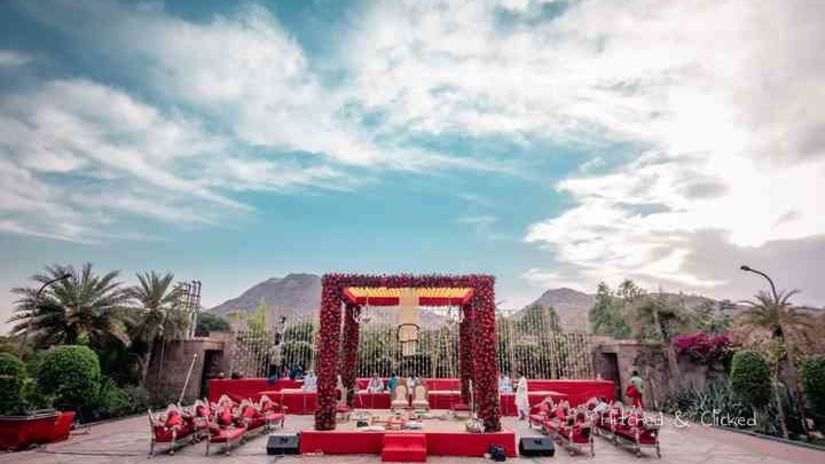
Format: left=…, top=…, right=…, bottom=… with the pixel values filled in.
left=299, top=428, right=517, bottom=457
left=210, top=378, right=614, bottom=415
left=208, top=378, right=303, bottom=402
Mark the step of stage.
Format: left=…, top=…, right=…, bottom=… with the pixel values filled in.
left=381, top=433, right=427, bottom=462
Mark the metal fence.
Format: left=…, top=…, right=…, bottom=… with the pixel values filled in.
left=229, top=306, right=594, bottom=379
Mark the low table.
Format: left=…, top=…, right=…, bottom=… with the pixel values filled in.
left=278, top=389, right=318, bottom=414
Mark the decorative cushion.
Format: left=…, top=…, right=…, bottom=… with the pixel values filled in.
left=216, top=407, right=233, bottom=426
left=165, top=411, right=184, bottom=427
left=538, top=403, right=550, bottom=414
left=209, top=426, right=245, bottom=443
left=242, top=406, right=260, bottom=418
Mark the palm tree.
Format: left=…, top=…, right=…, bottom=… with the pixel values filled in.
left=127, top=271, right=189, bottom=384
left=739, top=289, right=813, bottom=438
left=740, top=290, right=811, bottom=340
left=9, top=264, right=130, bottom=348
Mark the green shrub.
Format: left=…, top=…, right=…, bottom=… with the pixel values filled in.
left=120, top=384, right=151, bottom=414
left=86, top=377, right=129, bottom=420
left=21, top=378, right=54, bottom=411
left=800, top=356, right=825, bottom=417
left=0, top=352, right=27, bottom=415
left=730, top=350, right=772, bottom=407
left=37, top=345, right=101, bottom=414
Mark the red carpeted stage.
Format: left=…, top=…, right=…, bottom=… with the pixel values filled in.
left=299, top=426, right=518, bottom=457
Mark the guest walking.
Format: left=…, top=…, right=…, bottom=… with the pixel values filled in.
left=627, top=370, right=645, bottom=408
left=515, top=373, right=529, bottom=420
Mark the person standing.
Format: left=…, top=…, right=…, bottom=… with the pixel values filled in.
left=515, top=373, right=529, bottom=420
left=627, top=370, right=645, bottom=408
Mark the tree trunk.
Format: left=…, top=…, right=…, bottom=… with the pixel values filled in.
left=141, top=338, right=156, bottom=385
left=781, top=339, right=811, bottom=438
left=773, top=359, right=790, bottom=439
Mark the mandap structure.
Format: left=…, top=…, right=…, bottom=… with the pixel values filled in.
left=314, top=273, right=501, bottom=432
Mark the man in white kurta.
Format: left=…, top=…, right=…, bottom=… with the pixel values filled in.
left=515, top=375, right=529, bottom=420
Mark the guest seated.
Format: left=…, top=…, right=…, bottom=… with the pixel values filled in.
left=302, top=370, right=318, bottom=391
left=148, top=404, right=195, bottom=456
left=593, top=397, right=610, bottom=415
left=387, top=372, right=399, bottom=392
left=499, top=375, right=513, bottom=393
left=367, top=372, right=385, bottom=393
left=289, top=364, right=305, bottom=380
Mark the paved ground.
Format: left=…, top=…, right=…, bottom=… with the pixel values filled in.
left=1, top=414, right=821, bottom=464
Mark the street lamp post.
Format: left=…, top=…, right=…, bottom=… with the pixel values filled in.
left=740, top=265, right=778, bottom=301
left=18, top=273, right=72, bottom=356
left=739, top=264, right=811, bottom=438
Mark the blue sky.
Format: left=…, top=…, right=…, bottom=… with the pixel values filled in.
left=1, top=0, right=824, bottom=328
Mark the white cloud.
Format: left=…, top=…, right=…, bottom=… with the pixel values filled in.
left=2, top=0, right=519, bottom=243
left=343, top=0, right=825, bottom=294
left=20, top=0, right=474, bottom=172
left=0, top=50, right=31, bottom=67
left=0, top=78, right=354, bottom=241
left=3, top=0, right=824, bottom=303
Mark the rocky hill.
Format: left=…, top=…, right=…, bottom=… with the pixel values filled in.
left=207, top=273, right=446, bottom=327
left=517, top=288, right=596, bottom=331
left=209, top=273, right=321, bottom=318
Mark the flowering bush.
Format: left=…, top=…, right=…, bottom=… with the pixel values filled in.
left=673, top=331, right=731, bottom=365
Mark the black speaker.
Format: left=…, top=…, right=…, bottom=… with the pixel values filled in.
left=519, top=436, right=555, bottom=457
left=266, top=433, right=300, bottom=455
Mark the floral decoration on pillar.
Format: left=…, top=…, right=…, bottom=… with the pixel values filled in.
left=471, top=277, right=501, bottom=432
left=459, top=303, right=474, bottom=404
left=340, top=303, right=360, bottom=407
left=314, top=276, right=343, bottom=430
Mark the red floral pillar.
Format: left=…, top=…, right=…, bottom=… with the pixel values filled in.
left=459, top=303, right=474, bottom=404
left=472, top=277, right=501, bottom=432
left=314, top=278, right=343, bottom=430
left=340, top=304, right=360, bottom=407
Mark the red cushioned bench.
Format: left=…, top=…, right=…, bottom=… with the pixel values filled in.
left=382, top=433, right=427, bottom=462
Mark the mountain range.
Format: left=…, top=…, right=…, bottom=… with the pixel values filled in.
left=207, top=273, right=738, bottom=331
left=208, top=273, right=604, bottom=330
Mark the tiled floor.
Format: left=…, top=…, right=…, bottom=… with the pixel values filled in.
left=1, top=414, right=821, bottom=464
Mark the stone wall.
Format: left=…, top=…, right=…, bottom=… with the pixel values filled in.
left=145, top=336, right=228, bottom=403
left=592, top=337, right=723, bottom=409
